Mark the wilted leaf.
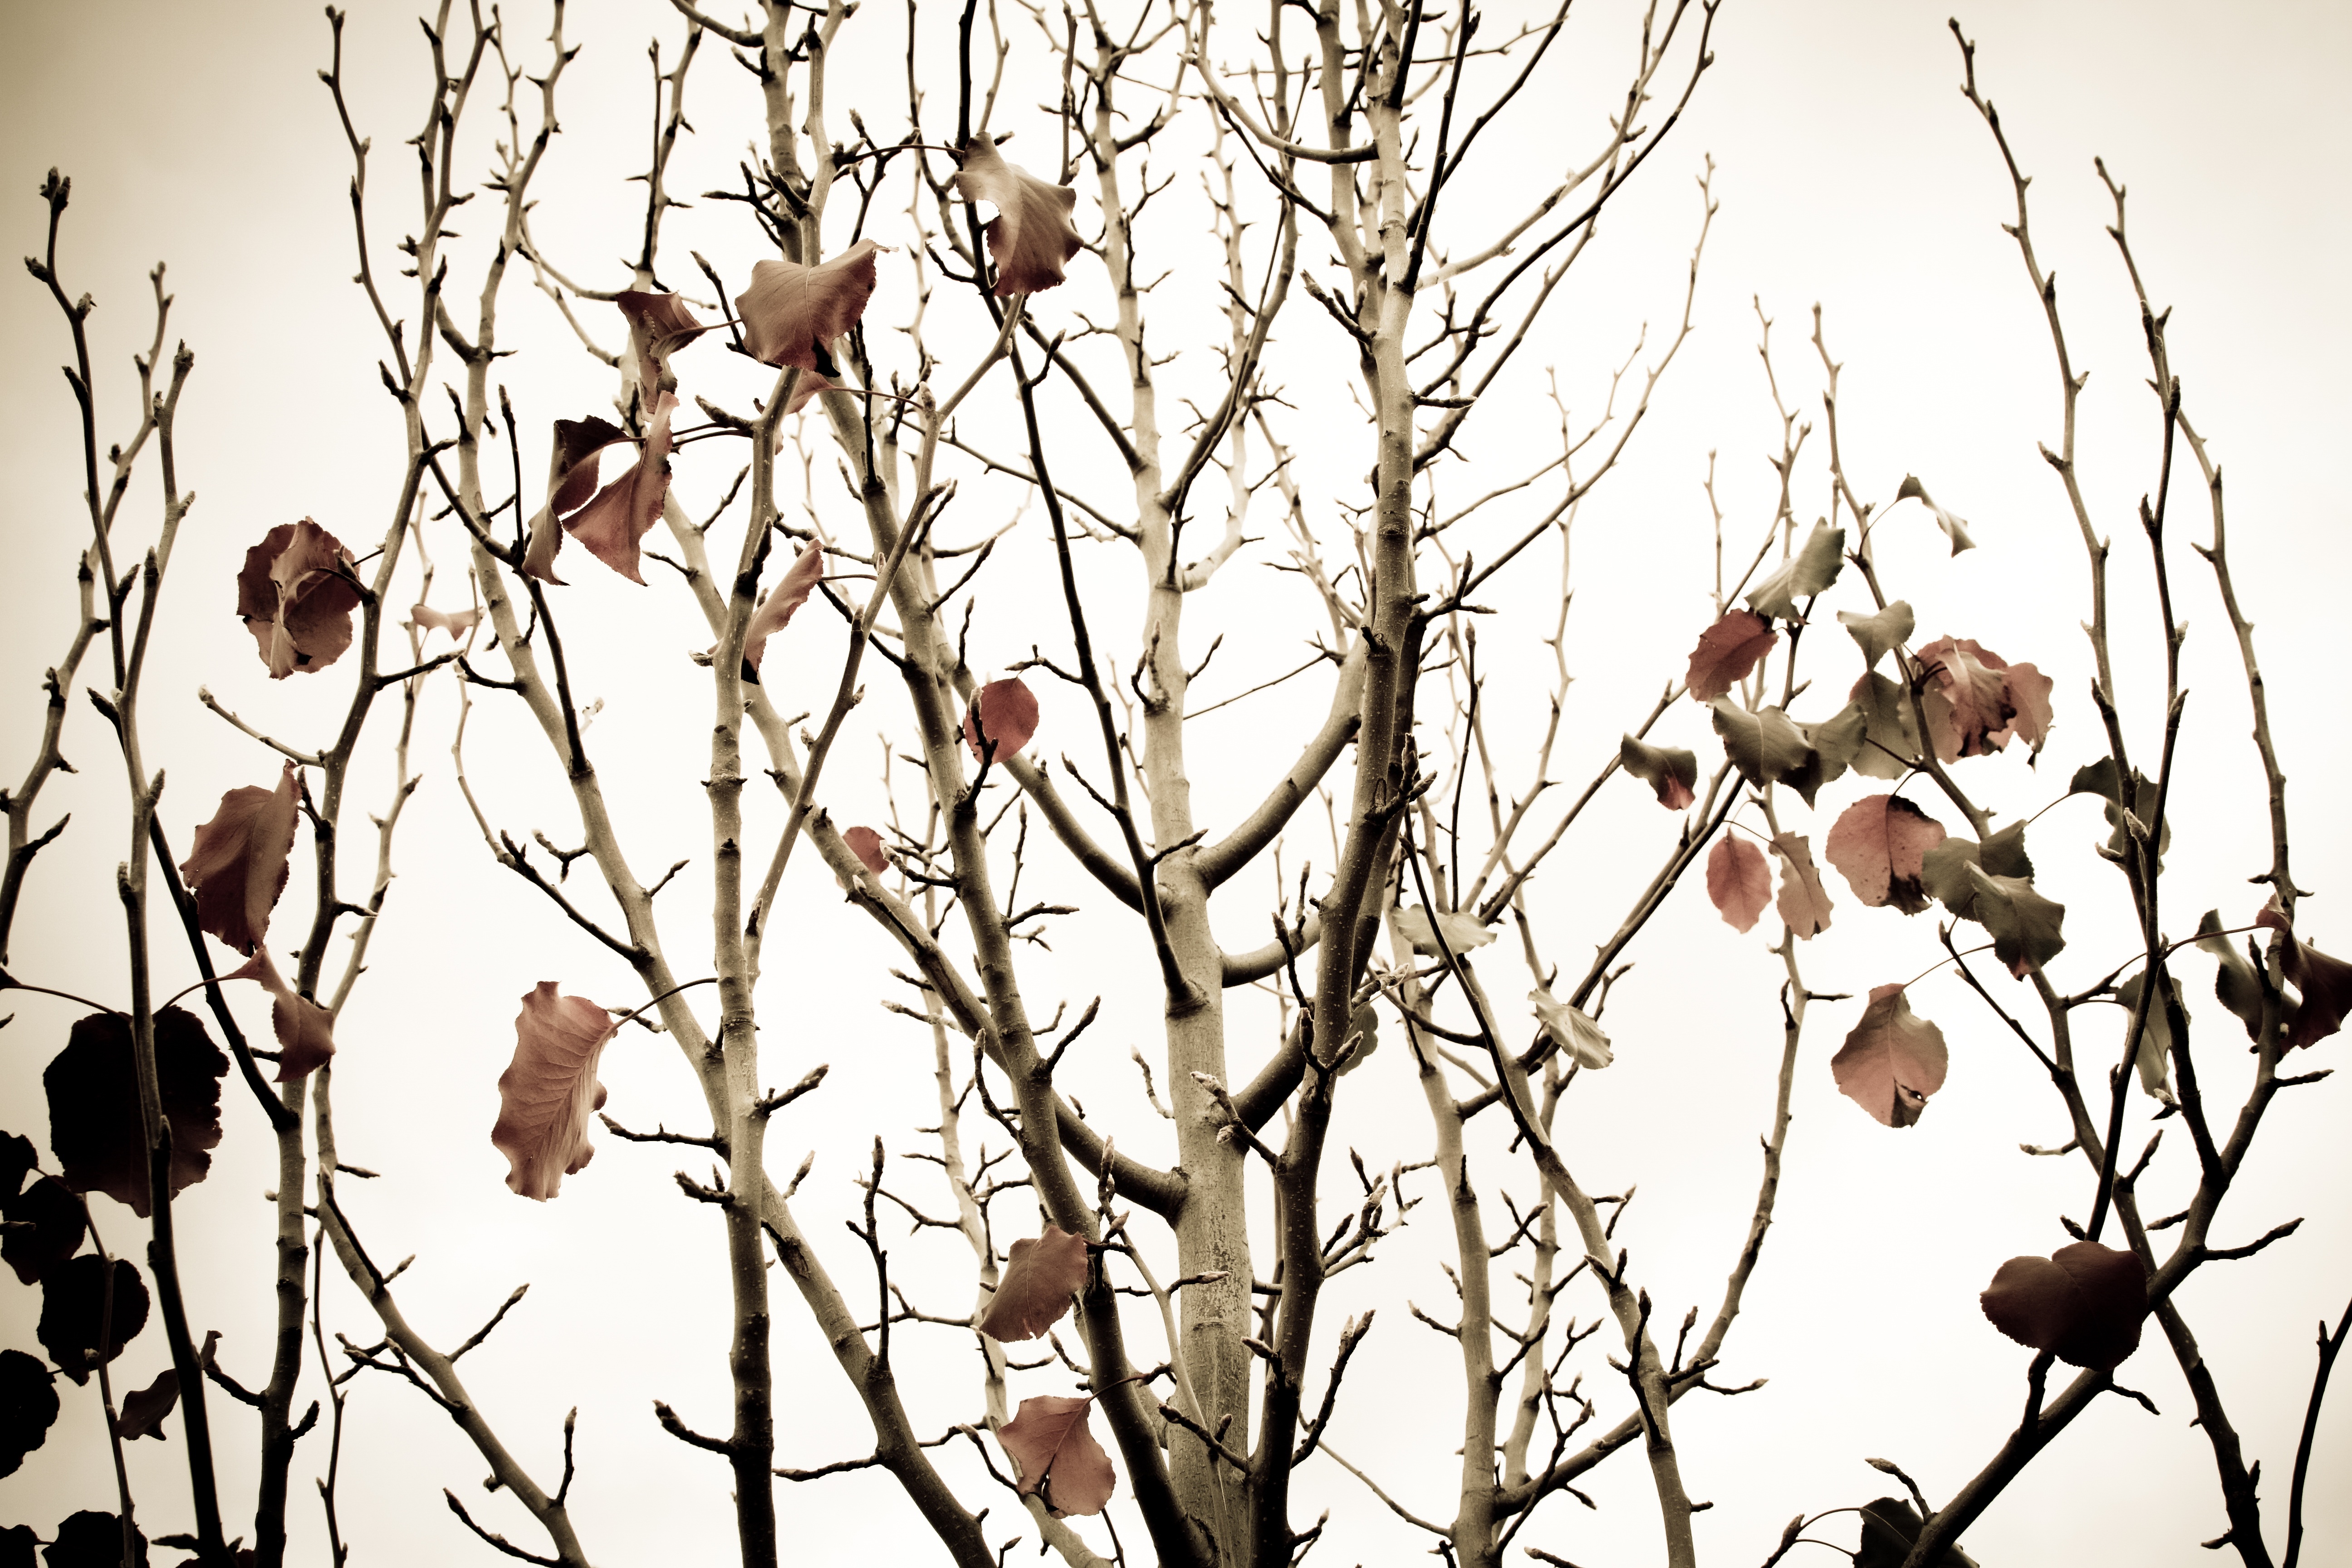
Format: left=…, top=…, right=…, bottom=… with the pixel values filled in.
left=407, top=603, right=480, bottom=640
left=1747, top=521, right=1846, bottom=620
left=1916, top=637, right=2049, bottom=760
left=2071, top=759, right=2168, bottom=868
left=1980, top=1240, right=2146, bottom=1369
left=1847, top=671, right=1922, bottom=779
left=735, top=240, right=885, bottom=373
left=1825, top=794, right=1947, bottom=915
left=613, top=290, right=710, bottom=393
left=0, top=1348, right=59, bottom=1478
left=843, top=826, right=888, bottom=877
left=564, top=394, right=676, bottom=585
left=1838, top=601, right=1914, bottom=672
left=1770, top=833, right=1833, bottom=940
left=42, top=1510, right=147, bottom=1567
left=38, top=1255, right=147, bottom=1384
left=1529, top=990, right=1613, bottom=1069
left=963, top=677, right=1040, bottom=762
left=998, top=1395, right=1117, bottom=1516
left=114, top=1368, right=179, bottom=1441
left=2115, top=971, right=2182, bottom=1104
left=4, top=1174, right=88, bottom=1286
left=1832, top=985, right=1948, bottom=1127
left=46, top=1008, right=228, bottom=1218
left=1967, top=867, right=2066, bottom=977
left=492, top=985, right=618, bottom=1201
left=1896, top=475, right=1976, bottom=555
left=2255, top=896, right=2352, bottom=1049
left=224, top=949, right=336, bottom=1082
left=2195, top=909, right=2264, bottom=1042
left=1685, top=609, right=1776, bottom=702
left=1705, top=836, right=1772, bottom=933
left=521, top=416, right=631, bottom=584
left=1619, top=734, right=1697, bottom=811
left=954, top=136, right=1086, bottom=297
left=179, top=762, right=299, bottom=957
left=1394, top=906, right=1496, bottom=958
left=742, top=546, right=826, bottom=676
left=235, top=519, right=363, bottom=679
left=978, top=1225, right=1089, bottom=1342
left=1709, top=701, right=1818, bottom=799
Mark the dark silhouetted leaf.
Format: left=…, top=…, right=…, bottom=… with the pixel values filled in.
left=2256, top=897, right=2352, bottom=1049
left=2116, top=971, right=2181, bottom=1104
left=979, top=1226, right=1089, bottom=1342
left=1853, top=1495, right=1967, bottom=1568
left=963, top=678, right=1040, bottom=762
left=224, top=949, right=335, bottom=1083
left=735, top=240, right=884, bottom=371
left=0, top=1524, right=29, bottom=1568
left=1747, top=521, right=1846, bottom=620
left=2195, top=910, right=2264, bottom=1042
left=1966, top=867, right=2066, bottom=978
left=1685, top=609, right=1776, bottom=702
left=1848, top=671, right=1922, bottom=780
left=1529, top=990, right=1612, bottom=1069
left=1619, top=734, right=1697, bottom=811
left=953, top=136, right=1085, bottom=296
left=1710, top=701, right=1818, bottom=800
left=1394, top=906, right=1495, bottom=958
left=743, top=546, right=826, bottom=676
left=492, top=985, right=617, bottom=1200
left=0, top=1132, right=31, bottom=1204
left=235, top=520, right=362, bottom=679
left=114, top=1368, right=178, bottom=1441
left=1705, top=836, right=1771, bottom=934
left=1825, top=795, right=1947, bottom=915
left=565, top=393, right=676, bottom=585
left=1895, top=474, right=1976, bottom=554
left=42, top=1510, right=147, bottom=1567
left=1980, top=1240, right=2146, bottom=1369
left=521, top=416, right=631, bottom=584
left=0, top=1348, right=59, bottom=1478
left=1832, top=985, right=1947, bottom=1127
left=4, top=1175, right=87, bottom=1286
left=179, top=763, right=299, bottom=957
left=38, top=1255, right=147, bottom=1384
left=46, top=1008, right=227, bottom=1218
left=998, top=1395, right=1116, bottom=1516
left=843, top=827, right=888, bottom=877
left=1838, top=601, right=1914, bottom=672
left=1770, top=833, right=1833, bottom=940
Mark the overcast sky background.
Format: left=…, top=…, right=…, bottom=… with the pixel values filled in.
left=3, top=1, right=2349, bottom=1564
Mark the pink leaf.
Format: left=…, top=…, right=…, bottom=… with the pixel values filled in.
left=843, top=827, right=888, bottom=876
left=952, top=135, right=1086, bottom=297
left=997, top=1395, right=1117, bottom=1517
left=2255, top=896, right=2352, bottom=1049
left=224, top=948, right=337, bottom=1083
left=978, top=1225, right=1089, bottom=1342
left=522, top=417, right=632, bottom=585
left=1685, top=609, right=1777, bottom=702
left=179, top=763, right=300, bottom=957
left=408, top=603, right=480, bottom=639
left=491, top=984, right=618, bottom=1200
left=1980, top=1240, right=2146, bottom=1369
left=964, top=677, right=1040, bottom=761
left=613, top=290, right=710, bottom=393
left=1824, top=794, right=1947, bottom=916
left=1770, top=833, right=1833, bottom=940
left=743, top=546, right=826, bottom=672
left=564, top=394, right=676, bottom=585
left=1916, top=637, right=2048, bottom=760
left=735, top=240, right=885, bottom=372
left=1705, top=836, right=1771, bottom=933
left=236, top=520, right=363, bottom=678
left=1831, top=984, right=1948, bottom=1127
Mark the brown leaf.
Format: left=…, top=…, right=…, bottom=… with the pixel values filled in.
left=38, top=1255, right=147, bottom=1385
left=408, top=603, right=480, bottom=639
left=1770, top=833, right=1833, bottom=940
left=1831, top=984, right=1948, bottom=1127
left=953, top=135, right=1086, bottom=297
left=1685, top=608, right=1776, bottom=701
left=1980, top=1240, right=2146, bottom=1369
left=1619, top=734, right=1697, bottom=810
left=235, top=519, right=362, bottom=679
left=564, top=394, right=676, bottom=585
left=1824, top=794, right=1947, bottom=916
left=1705, top=836, right=1771, bottom=934
left=522, top=416, right=632, bottom=584
left=114, top=1368, right=180, bottom=1441
left=843, top=827, right=888, bottom=877
left=0, top=1347, right=60, bottom=1477
left=45, top=1008, right=228, bottom=1218
left=613, top=289, right=710, bottom=393
left=997, top=1395, right=1117, bottom=1516
left=978, top=1225, right=1089, bottom=1342
left=743, top=546, right=826, bottom=674
left=224, top=948, right=336, bottom=1082
left=964, top=676, right=1040, bottom=761
left=2255, top=896, right=2352, bottom=1049
left=1916, top=637, right=2048, bottom=760
left=179, top=762, right=299, bottom=957
left=735, top=240, right=885, bottom=372
left=491, top=984, right=617, bottom=1200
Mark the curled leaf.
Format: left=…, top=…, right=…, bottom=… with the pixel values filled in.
left=1838, top=601, right=1914, bottom=672
left=45, top=1008, right=228, bottom=1218
left=408, top=603, right=480, bottom=640
left=38, top=1255, right=148, bottom=1384
left=224, top=948, right=336, bottom=1082
left=735, top=240, right=884, bottom=373
left=1918, top=821, right=2034, bottom=922
left=1705, top=836, right=1771, bottom=934
left=743, top=546, right=826, bottom=676
left=236, top=519, right=363, bottom=678
left=1916, top=637, right=2049, bottom=760
left=1895, top=475, right=1977, bottom=554
left=1825, top=794, right=1947, bottom=916
left=613, top=289, right=710, bottom=393
left=978, top=1225, right=1089, bottom=1342
left=2195, top=909, right=2264, bottom=1042
left=492, top=985, right=618, bottom=1201
left=521, top=417, right=631, bottom=584
left=1619, top=734, right=1697, bottom=810
left=564, top=394, right=676, bottom=585
left=1394, top=906, right=1496, bottom=958
left=998, top=1395, right=1117, bottom=1516
left=1832, top=984, right=1947, bottom=1127
left=1746, top=521, right=1845, bottom=620
left=843, top=826, right=888, bottom=876
left=2255, top=896, right=2352, bottom=1049
left=964, top=677, right=1040, bottom=761
left=953, top=135, right=1086, bottom=296
left=2115, top=971, right=2182, bottom=1105
left=1685, top=608, right=1776, bottom=701
left=179, top=762, right=299, bottom=957
left=1770, top=833, right=1833, bottom=940
left=1965, top=866, right=2066, bottom=978
left=1980, top=1240, right=2146, bottom=1369
left=114, top=1368, right=180, bottom=1441
left=1529, top=989, right=1612, bottom=1069
left=0, top=1347, right=60, bottom=1477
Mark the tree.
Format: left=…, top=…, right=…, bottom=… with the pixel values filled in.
left=2, top=2, right=2347, bottom=1566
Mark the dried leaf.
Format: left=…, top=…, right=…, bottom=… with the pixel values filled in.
left=180, top=762, right=299, bottom=957
left=1965, top=866, right=2066, bottom=978
left=743, top=546, right=826, bottom=675
left=2115, top=971, right=2181, bottom=1105
left=0, top=1348, right=60, bottom=1478
left=1980, top=1240, right=2146, bottom=1369
left=38, top=1255, right=147, bottom=1384
left=997, top=1395, right=1117, bottom=1516
left=1847, top=671, right=1922, bottom=780
left=978, top=1225, right=1089, bottom=1342
left=522, top=416, right=631, bottom=584
left=1838, top=601, right=1914, bottom=672
left=408, top=603, right=480, bottom=640
left=1916, top=637, right=2048, bottom=760
left=1709, top=700, right=1820, bottom=801
left=1394, top=906, right=1497, bottom=958
left=45, top=1008, right=227, bottom=1219
left=2255, top=896, right=2352, bottom=1049
left=235, top=519, right=363, bottom=678
left=1770, top=833, right=1833, bottom=940
left=4, top=1173, right=88, bottom=1286
left=1832, top=985, right=1948, bottom=1127
left=843, top=826, right=888, bottom=876
left=963, top=677, right=1040, bottom=762
left=1685, top=609, right=1776, bottom=701
left=735, top=240, right=884, bottom=373
left=613, top=289, right=710, bottom=393
left=114, top=1368, right=179, bottom=1441
left=1529, top=989, right=1613, bottom=1069
left=564, top=393, right=676, bottom=585
left=1746, top=521, right=1846, bottom=620
left=224, top=948, right=336, bottom=1082
left=492, top=985, right=618, bottom=1200
left=1825, top=794, right=1947, bottom=916
left=1895, top=475, right=1977, bottom=554
left=1619, top=734, right=1697, bottom=811
left=1705, top=836, right=1772, bottom=933
left=954, top=135, right=1086, bottom=296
